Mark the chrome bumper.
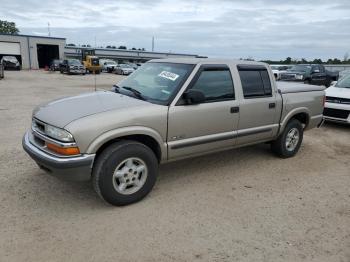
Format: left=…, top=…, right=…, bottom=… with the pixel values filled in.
left=22, top=131, right=95, bottom=181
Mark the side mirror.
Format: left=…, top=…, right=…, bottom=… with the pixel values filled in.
left=183, top=89, right=206, bottom=104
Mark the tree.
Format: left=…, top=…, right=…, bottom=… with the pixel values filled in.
left=118, top=46, right=127, bottom=50
left=343, top=52, right=349, bottom=62
left=66, top=43, right=76, bottom=47
left=300, top=58, right=308, bottom=64
left=131, top=47, right=137, bottom=50
left=0, top=20, right=19, bottom=34
left=106, top=45, right=112, bottom=48
left=284, top=57, right=292, bottom=64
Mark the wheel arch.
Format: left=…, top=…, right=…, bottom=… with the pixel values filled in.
left=86, top=127, right=167, bottom=163
left=279, top=108, right=310, bottom=135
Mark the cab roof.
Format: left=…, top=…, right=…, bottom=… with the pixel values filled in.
left=149, top=58, right=268, bottom=67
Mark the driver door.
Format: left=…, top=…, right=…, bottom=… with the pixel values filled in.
left=167, top=65, right=239, bottom=160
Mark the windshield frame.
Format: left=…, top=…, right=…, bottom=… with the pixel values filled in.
left=117, top=62, right=196, bottom=106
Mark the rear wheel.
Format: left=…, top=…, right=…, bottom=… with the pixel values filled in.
left=271, top=119, right=303, bottom=158
left=92, top=140, right=158, bottom=206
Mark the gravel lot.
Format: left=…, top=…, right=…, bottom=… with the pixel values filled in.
left=0, top=70, right=349, bottom=262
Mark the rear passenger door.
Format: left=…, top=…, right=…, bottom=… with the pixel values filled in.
left=167, top=65, right=239, bottom=160
left=236, top=65, right=280, bottom=145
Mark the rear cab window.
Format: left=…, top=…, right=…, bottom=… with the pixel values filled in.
left=237, top=65, right=273, bottom=98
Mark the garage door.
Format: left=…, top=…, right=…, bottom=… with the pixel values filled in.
left=0, top=42, right=20, bottom=55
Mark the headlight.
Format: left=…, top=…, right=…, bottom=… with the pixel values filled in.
left=296, top=74, right=303, bottom=80
left=45, top=125, right=74, bottom=142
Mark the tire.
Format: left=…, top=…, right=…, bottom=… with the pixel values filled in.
left=92, top=140, right=158, bottom=206
left=271, top=119, right=303, bottom=158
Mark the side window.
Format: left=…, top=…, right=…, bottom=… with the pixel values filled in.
left=238, top=68, right=272, bottom=98
left=190, top=68, right=235, bottom=102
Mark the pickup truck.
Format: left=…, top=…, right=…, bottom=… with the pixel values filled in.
left=23, top=59, right=325, bottom=206
left=280, top=64, right=338, bottom=87
left=59, top=59, right=86, bottom=75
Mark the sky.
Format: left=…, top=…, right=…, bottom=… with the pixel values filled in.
left=1, top=0, right=350, bottom=60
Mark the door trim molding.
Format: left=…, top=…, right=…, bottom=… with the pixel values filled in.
left=170, top=126, right=273, bottom=149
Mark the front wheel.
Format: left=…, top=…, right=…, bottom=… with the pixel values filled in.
left=92, top=140, right=158, bottom=206
left=271, top=119, right=303, bottom=158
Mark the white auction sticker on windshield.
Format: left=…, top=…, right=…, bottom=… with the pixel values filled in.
left=158, top=71, right=179, bottom=81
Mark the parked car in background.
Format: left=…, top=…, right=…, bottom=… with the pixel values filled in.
left=1, top=56, right=20, bottom=70
left=127, top=63, right=138, bottom=70
left=280, top=64, right=338, bottom=87
left=49, top=59, right=63, bottom=71
left=23, top=58, right=325, bottom=206
left=270, top=65, right=292, bottom=80
left=0, top=62, right=4, bottom=79
left=100, top=59, right=119, bottom=73
left=60, top=59, right=86, bottom=75
left=324, top=74, right=350, bottom=124
left=114, top=64, right=135, bottom=75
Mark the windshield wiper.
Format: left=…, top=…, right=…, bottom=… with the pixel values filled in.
left=121, top=86, right=146, bottom=100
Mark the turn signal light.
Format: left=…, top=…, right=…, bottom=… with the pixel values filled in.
left=46, top=143, right=80, bottom=156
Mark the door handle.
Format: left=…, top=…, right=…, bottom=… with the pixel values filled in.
left=230, top=106, right=239, bottom=113
left=269, top=103, right=276, bottom=109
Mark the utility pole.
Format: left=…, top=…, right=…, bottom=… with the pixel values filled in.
left=48, top=22, right=51, bottom=37
left=152, top=36, right=154, bottom=52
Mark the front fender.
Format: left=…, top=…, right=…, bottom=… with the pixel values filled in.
left=85, top=126, right=167, bottom=161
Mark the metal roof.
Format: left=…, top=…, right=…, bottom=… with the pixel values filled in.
left=0, top=33, right=66, bottom=40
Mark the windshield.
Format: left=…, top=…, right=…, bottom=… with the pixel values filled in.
left=116, top=62, right=194, bottom=105
left=339, top=70, right=350, bottom=79
left=335, top=74, right=350, bottom=88
left=68, top=59, right=81, bottom=65
left=3, top=56, right=18, bottom=62
left=120, top=64, right=131, bottom=68
left=289, top=65, right=311, bottom=72
left=106, top=61, right=117, bottom=65
left=270, top=66, right=279, bottom=70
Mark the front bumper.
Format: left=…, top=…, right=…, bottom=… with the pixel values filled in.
left=323, top=103, right=350, bottom=124
left=22, top=131, right=95, bottom=181
left=69, top=69, right=85, bottom=74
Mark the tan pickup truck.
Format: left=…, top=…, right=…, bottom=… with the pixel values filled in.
left=23, top=58, right=325, bottom=206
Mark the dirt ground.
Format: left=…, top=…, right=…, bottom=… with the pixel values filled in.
left=0, top=70, right=349, bottom=262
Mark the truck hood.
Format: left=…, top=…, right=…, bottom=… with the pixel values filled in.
left=33, top=91, right=151, bottom=128
left=326, top=86, right=350, bottom=99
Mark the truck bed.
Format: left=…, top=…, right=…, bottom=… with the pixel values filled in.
left=277, top=81, right=325, bottom=94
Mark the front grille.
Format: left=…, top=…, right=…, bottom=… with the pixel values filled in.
left=280, top=74, right=296, bottom=80
left=326, top=96, right=350, bottom=104
left=323, top=108, right=350, bottom=119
